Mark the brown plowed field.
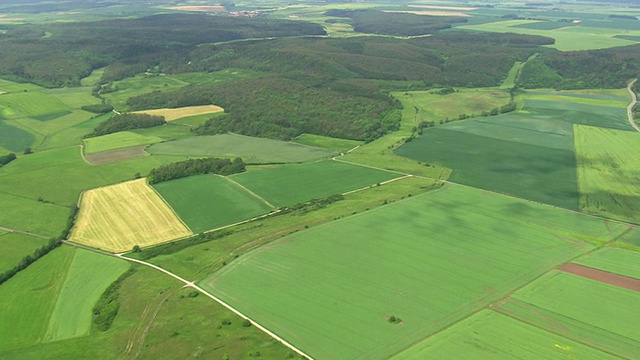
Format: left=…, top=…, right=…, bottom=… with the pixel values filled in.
left=559, top=263, right=640, bottom=292
left=84, top=145, right=147, bottom=165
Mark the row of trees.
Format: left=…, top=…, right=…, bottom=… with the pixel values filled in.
left=84, top=113, right=165, bottom=138
left=147, top=157, right=245, bottom=184
left=0, top=153, right=16, bottom=167
left=0, top=205, right=77, bottom=286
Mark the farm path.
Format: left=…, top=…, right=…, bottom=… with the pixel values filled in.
left=0, top=225, right=50, bottom=239
left=627, top=79, right=639, bottom=132
left=222, top=175, right=276, bottom=209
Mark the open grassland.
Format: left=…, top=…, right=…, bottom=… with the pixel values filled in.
left=0, top=232, right=47, bottom=273
left=141, top=176, right=438, bottom=280
left=202, top=184, right=625, bottom=360
left=574, top=247, right=640, bottom=280
left=83, top=131, right=162, bottom=154
left=0, top=146, right=163, bottom=206
left=71, top=179, right=191, bottom=252
left=35, top=112, right=109, bottom=152
left=506, top=271, right=640, bottom=358
left=231, top=160, right=401, bottom=207
left=0, top=246, right=74, bottom=352
left=0, top=78, right=42, bottom=93
left=293, top=133, right=363, bottom=153
left=41, top=87, right=102, bottom=109
left=147, top=133, right=336, bottom=164
left=391, top=310, right=619, bottom=360
left=153, top=174, right=275, bottom=233
left=80, top=67, right=105, bottom=87
left=132, top=105, right=223, bottom=121
left=44, top=249, right=129, bottom=342
left=396, top=127, right=579, bottom=209
left=0, top=91, right=69, bottom=119
left=574, top=125, right=640, bottom=223
left=0, top=265, right=297, bottom=359
left=457, top=20, right=640, bottom=51
left=392, top=88, right=511, bottom=125
left=0, top=192, right=70, bottom=237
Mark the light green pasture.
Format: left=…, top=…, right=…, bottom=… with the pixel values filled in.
left=0, top=232, right=47, bottom=274
left=0, top=192, right=70, bottom=237
left=83, top=131, right=162, bottom=154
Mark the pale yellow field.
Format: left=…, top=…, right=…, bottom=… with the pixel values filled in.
left=70, top=179, right=192, bottom=252
left=132, top=105, right=224, bottom=121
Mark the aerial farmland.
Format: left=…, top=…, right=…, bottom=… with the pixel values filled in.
left=0, top=0, right=638, bottom=359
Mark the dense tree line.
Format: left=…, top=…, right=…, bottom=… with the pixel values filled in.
left=324, top=9, right=467, bottom=37
left=518, top=45, right=640, bottom=89
left=0, top=152, right=16, bottom=167
left=81, top=103, right=114, bottom=114
left=93, top=268, right=135, bottom=331
left=0, top=14, right=325, bottom=87
left=147, top=157, right=245, bottom=184
left=84, top=113, right=165, bottom=138
left=130, top=230, right=233, bottom=260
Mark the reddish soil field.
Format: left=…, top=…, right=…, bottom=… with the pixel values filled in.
left=85, top=145, right=147, bottom=165
left=559, top=263, right=640, bottom=292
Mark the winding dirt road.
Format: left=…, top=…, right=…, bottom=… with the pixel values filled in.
left=626, top=79, right=639, bottom=132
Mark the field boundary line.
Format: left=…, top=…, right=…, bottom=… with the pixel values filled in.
left=0, top=225, right=51, bottom=239
left=147, top=179, right=193, bottom=233
left=331, top=156, right=410, bottom=176
left=60, top=241, right=312, bottom=359
left=222, top=175, right=276, bottom=209
left=626, top=79, right=638, bottom=132
left=341, top=174, right=413, bottom=196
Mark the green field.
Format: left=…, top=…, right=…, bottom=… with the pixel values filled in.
left=0, top=92, right=69, bottom=119
left=202, top=184, right=625, bottom=359
left=0, top=146, right=163, bottom=206
left=293, top=133, right=363, bottom=153
left=44, top=249, right=130, bottom=342
left=0, top=121, right=35, bottom=152
left=0, top=232, right=47, bottom=274
left=574, top=247, right=640, bottom=280
left=392, top=88, right=512, bottom=126
left=147, top=133, right=336, bottom=164
left=0, top=78, right=42, bottom=93
left=0, top=192, right=71, bottom=237
left=396, top=127, right=579, bottom=209
left=41, top=87, right=101, bottom=109
left=0, top=246, right=75, bottom=352
left=153, top=174, right=275, bottom=233
left=83, top=131, right=162, bottom=154
left=231, top=160, right=401, bottom=207
left=574, top=125, right=640, bottom=223
left=508, top=271, right=640, bottom=358
left=391, top=310, right=619, bottom=360
left=458, top=19, right=640, bottom=51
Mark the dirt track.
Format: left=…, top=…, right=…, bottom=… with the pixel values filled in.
left=626, top=79, right=639, bottom=132
left=559, top=263, right=640, bottom=292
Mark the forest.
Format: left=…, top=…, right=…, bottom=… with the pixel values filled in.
left=147, top=157, right=246, bottom=184
left=84, top=113, right=166, bottom=138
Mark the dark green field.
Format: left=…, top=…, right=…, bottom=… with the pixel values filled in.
left=153, top=174, right=274, bottom=233
left=231, top=160, right=402, bottom=208
left=396, top=127, right=579, bottom=209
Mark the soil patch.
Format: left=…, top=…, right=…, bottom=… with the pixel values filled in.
left=84, top=145, right=147, bottom=165
left=559, top=263, right=640, bottom=292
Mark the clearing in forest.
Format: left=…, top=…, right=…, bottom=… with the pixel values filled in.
left=70, top=178, right=191, bottom=252
left=131, top=105, right=223, bottom=121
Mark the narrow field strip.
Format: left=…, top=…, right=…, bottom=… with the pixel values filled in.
left=558, top=263, right=640, bottom=292
left=131, top=105, right=223, bottom=121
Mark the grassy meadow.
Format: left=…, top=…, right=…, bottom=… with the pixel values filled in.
left=0, top=192, right=71, bottom=237
left=44, top=249, right=130, bottom=342
left=231, top=160, right=402, bottom=207
left=71, top=179, right=191, bottom=252
left=202, top=184, right=625, bottom=359
left=147, top=133, right=337, bottom=164
left=293, top=133, right=363, bottom=153
left=152, top=174, right=275, bottom=233
left=574, top=125, right=640, bottom=223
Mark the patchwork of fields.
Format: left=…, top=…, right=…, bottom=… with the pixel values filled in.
left=201, top=184, right=629, bottom=359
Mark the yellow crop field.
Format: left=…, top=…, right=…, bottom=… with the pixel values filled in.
left=70, top=179, right=192, bottom=252
left=575, top=125, right=640, bottom=223
left=132, top=105, right=224, bottom=121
